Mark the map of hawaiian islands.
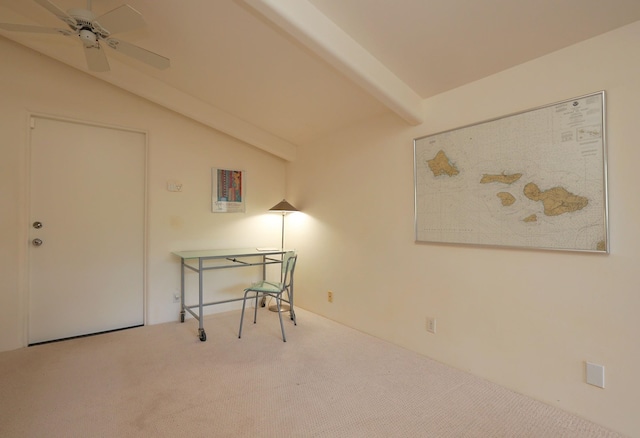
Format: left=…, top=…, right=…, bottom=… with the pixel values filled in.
left=426, top=150, right=605, bottom=251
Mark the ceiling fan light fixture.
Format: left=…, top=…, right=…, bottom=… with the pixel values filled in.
left=79, top=28, right=97, bottom=47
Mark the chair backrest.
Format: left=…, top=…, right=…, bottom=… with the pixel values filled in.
left=282, top=251, right=297, bottom=287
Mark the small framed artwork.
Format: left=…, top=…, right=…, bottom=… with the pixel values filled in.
left=212, top=168, right=245, bottom=213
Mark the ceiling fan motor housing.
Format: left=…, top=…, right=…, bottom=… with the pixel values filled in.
left=68, top=8, right=95, bottom=25
left=68, top=8, right=107, bottom=47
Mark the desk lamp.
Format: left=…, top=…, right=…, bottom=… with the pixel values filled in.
left=268, top=199, right=298, bottom=312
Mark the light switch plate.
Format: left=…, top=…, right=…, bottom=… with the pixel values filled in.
left=586, top=362, right=605, bottom=388
left=167, top=181, right=183, bottom=192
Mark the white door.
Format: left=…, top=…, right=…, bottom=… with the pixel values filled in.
left=28, top=116, right=145, bottom=344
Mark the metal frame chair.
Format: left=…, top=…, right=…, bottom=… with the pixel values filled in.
left=238, top=251, right=297, bottom=342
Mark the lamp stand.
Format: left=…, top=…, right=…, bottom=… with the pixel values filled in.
left=269, top=211, right=290, bottom=312
left=280, top=211, right=285, bottom=252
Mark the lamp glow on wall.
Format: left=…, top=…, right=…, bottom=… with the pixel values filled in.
left=268, top=199, right=298, bottom=312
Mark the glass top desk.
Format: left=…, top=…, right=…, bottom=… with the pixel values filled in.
left=172, top=248, right=286, bottom=341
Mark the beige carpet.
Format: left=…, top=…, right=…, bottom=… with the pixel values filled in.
left=0, top=308, right=626, bottom=437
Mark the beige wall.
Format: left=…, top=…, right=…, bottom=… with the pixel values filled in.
left=0, top=37, right=286, bottom=351
left=2, top=19, right=639, bottom=436
left=288, top=22, right=640, bottom=436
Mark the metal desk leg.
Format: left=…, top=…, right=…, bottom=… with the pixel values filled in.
left=198, top=257, right=206, bottom=341
left=260, top=255, right=267, bottom=307
left=180, top=258, right=186, bottom=323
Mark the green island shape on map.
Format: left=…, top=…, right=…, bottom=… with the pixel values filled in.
left=496, top=192, right=516, bottom=206
left=523, top=183, right=588, bottom=216
left=480, top=173, right=523, bottom=185
left=427, top=150, right=459, bottom=177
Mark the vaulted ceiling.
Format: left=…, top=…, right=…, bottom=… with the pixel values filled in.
left=2, top=0, right=640, bottom=160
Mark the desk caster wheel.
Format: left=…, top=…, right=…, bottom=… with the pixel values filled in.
left=198, top=329, right=207, bottom=342
left=180, top=312, right=185, bottom=323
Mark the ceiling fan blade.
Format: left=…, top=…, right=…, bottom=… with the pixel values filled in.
left=33, top=0, right=77, bottom=28
left=105, top=38, right=170, bottom=69
left=83, top=44, right=110, bottom=72
left=0, top=22, right=71, bottom=35
left=94, top=5, right=145, bottom=36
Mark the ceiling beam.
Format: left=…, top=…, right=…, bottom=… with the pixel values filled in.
left=100, top=65, right=299, bottom=162
left=243, top=0, right=424, bottom=126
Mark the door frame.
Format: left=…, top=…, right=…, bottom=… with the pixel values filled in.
left=18, top=112, right=149, bottom=347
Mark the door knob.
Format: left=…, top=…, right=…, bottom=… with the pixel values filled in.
left=32, top=238, right=43, bottom=246
left=33, top=221, right=43, bottom=229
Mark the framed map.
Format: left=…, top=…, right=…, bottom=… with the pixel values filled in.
left=414, top=91, right=608, bottom=253
left=212, top=168, right=245, bottom=213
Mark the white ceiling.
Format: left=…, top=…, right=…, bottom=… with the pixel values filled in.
left=2, top=0, right=640, bottom=160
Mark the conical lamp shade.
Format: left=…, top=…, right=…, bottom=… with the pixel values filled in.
left=269, top=199, right=299, bottom=212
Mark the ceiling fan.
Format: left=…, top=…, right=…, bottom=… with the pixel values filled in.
left=0, top=0, right=170, bottom=72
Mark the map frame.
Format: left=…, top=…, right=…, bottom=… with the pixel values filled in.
left=413, top=91, right=609, bottom=253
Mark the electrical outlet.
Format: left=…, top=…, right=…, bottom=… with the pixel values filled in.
left=173, top=293, right=180, bottom=303
left=327, top=291, right=333, bottom=303
left=426, top=317, right=436, bottom=334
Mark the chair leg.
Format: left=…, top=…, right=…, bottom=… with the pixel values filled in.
left=238, top=291, right=250, bottom=339
left=286, top=288, right=297, bottom=326
left=276, top=293, right=286, bottom=342
left=253, top=292, right=259, bottom=323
